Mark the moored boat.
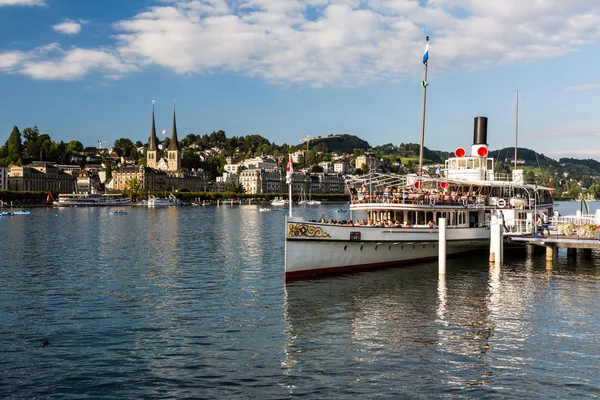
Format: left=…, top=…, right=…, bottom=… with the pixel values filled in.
left=272, top=197, right=288, bottom=206
left=58, top=189, right=132, bottom=207
left=284, top=117, right=554, bottom=281
left=147, top=193, right=184, bottom=207
left=283, top=38, right=554, bottom=281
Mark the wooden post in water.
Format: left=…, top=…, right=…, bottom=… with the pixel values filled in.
left=489, top=215, right=498, bottom=262
left=546, top=246, right=554, bottom=261
left=438, top=218, right=446, bottom=275
left=498, top=222, right=504, bottom=264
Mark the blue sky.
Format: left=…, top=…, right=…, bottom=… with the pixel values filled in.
left=1, top=0, right=600, bottom=160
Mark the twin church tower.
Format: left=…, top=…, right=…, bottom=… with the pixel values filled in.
left=146, top=100, right=181, bottom=172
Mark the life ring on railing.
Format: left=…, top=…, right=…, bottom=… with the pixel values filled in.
left=497, top=198, right=506, bottom=208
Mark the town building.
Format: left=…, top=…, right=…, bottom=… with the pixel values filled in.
left=7, top=162, right=76, bottom=193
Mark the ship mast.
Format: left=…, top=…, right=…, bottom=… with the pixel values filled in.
left=514, top=90, right=519, bottom=170
left=418, top=36, right=429, bottom=186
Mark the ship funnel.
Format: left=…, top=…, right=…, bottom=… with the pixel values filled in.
left=473, top=116, right=488, bottom=145
left=471, top=116, right=489, bottom=157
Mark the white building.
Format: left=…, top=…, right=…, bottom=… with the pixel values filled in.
left=319, top=161, right=333, bottom=173
left=334, top=162, right=350, bottom=174
left=291, top=151, right=305, bottom=164
left=243, top=157, right=277, bottom=170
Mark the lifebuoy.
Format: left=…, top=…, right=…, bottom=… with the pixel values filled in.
left=497, top=198, right=506, bottom=208
left=514, top=175, right=522, bottom=182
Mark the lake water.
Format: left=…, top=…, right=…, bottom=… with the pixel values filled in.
left=1, top=202, right=599, bottom=398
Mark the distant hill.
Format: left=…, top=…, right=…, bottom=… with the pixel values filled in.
left=488, top=147, right=558, bottom=167
left=300, top=134, right=370, bottom=153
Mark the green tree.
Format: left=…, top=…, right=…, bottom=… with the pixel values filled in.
left=66, top=140, right=84, bottom=153
left=227, top=181, right=245, bottom=194
left=105, top=163, right=113, bottom=182
left=6, top=126, right=23, bottom=165
left=22, top=126, right=40, bottom=160
left=114, top=138, right=136, bottom=157
left=123, top=176, right=143, bottom=199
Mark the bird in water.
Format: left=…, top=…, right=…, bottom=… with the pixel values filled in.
left=42, top=340, right=49, bottom=348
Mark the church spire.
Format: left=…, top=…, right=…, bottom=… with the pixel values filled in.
left=146, top=99, right=160, bottom=169
left=148, top=99, right=159, bottom=151
left=168, top=99, right=179, bottom=151
left=166, top=99, right=181, bottom=172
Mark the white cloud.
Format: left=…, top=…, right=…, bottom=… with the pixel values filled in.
left=0, top=43, right=135, bottom=80
left=545, top=149, right=600, bottom=160
left=53, top=19, right=82, bottom=35
left=109, top=0, right=600, bottom=86
left=531, top=125, right=600, bottom=138
left=1, top=0, right=600, bottom=84
left=0, top=0, right=45, bottom=6
left=0, top=51, right=27, bottom=70
left=565, top=83, right=600, bottom=91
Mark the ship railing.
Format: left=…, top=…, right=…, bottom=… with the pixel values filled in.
left=551, top=215, right=597, bottom=226
left=503, top=218, right=536, bottom=235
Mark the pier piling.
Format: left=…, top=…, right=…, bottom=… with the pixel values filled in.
left=438, top=218, right=446, bottom=275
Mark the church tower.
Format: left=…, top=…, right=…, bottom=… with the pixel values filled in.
left=147, top=100, right=160, bottom=169
left=167, top=101, right=181, bottom=172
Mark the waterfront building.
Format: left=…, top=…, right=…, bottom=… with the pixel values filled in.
left=238, top=169, right=284, bottom=194
left=216, top=171, right=239, bottom=192
left=7, top=161, right=75, bottom=193
left=236, top=167, right=346, bottom=195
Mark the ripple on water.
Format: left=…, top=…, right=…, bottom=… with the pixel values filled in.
left=1, top=205, right=600, bottom=398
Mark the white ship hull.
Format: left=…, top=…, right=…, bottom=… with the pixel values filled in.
left=58, top=194, right=132, bottom=207
left=285, top=217, right=489, bottom=280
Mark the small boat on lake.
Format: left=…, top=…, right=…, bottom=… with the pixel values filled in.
left=12, top=210, right=31, bottom=215
left=110, top=210, right=128, bottom=215
left=147, top=193, right=184, bottom=207
left=1, top=211, right=13, bottom=217
left=271, top=197, right=288, bottom=206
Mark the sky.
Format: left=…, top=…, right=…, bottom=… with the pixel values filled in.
left=1, top=0, right=600, bottom=160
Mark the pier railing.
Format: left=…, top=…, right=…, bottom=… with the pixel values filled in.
left=551, top=215, right=597, bottom=226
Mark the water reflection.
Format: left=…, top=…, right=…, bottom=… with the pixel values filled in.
left=283, top=253, right=600, bottom=395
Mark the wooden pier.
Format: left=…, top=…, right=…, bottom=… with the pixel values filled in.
left=508, top=234, right=600, bottom=261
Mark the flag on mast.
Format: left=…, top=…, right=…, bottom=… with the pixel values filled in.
left=422, top=37, right=429, bottom=64
left=285, top=154, right=293, bottom=184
